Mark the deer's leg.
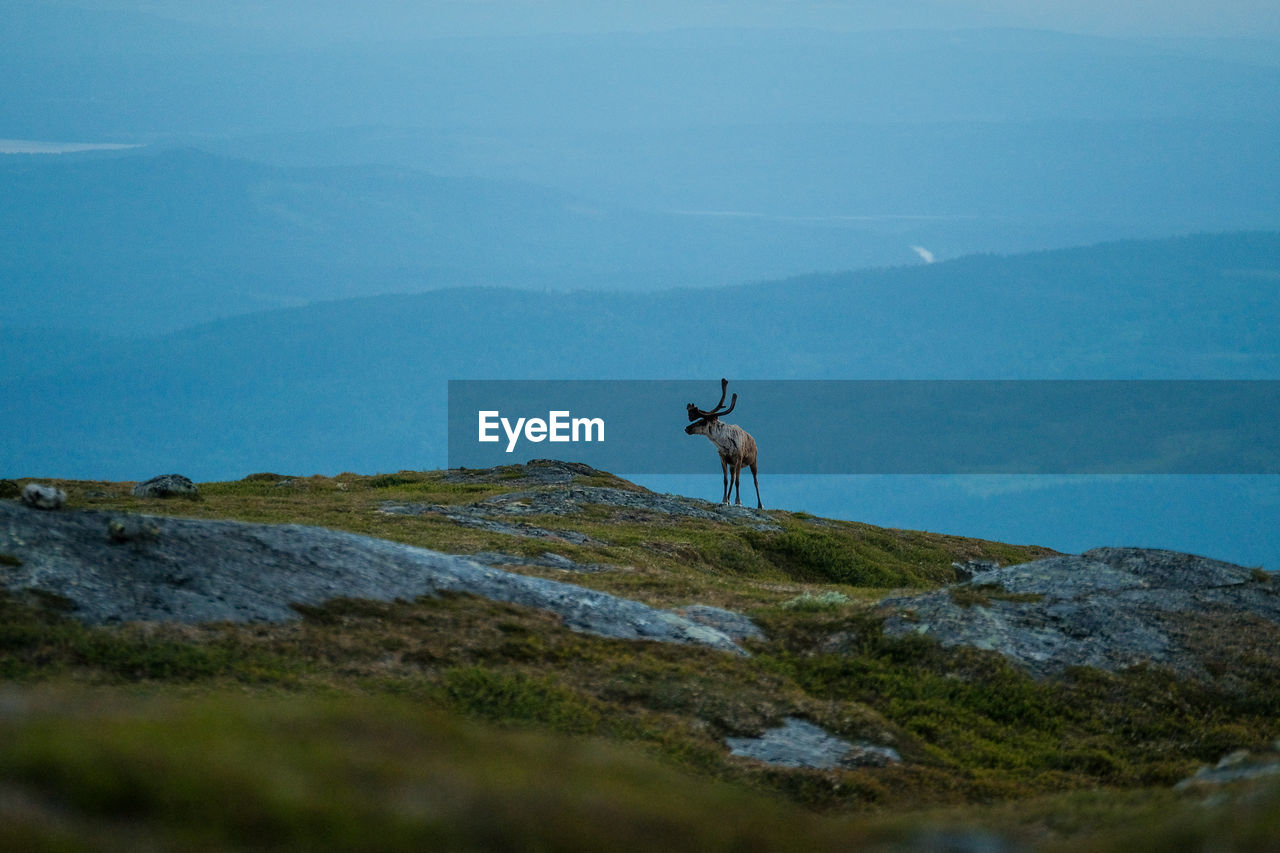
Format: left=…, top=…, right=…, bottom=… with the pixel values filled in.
left=720, top=458, right=729, bottom=504
left=732, top=460, right=743, bottom=505
left=750, top=462, right=762, bottom=509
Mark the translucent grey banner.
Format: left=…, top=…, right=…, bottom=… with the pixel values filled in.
left=447, top=380, right=1280, bottom=474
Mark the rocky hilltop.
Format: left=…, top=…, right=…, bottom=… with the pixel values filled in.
left=2, top=461, right=1279, bottom=852
left=3, top=462, right=1275, bottom=684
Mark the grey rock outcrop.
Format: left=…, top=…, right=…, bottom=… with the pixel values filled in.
left=674, top=604, right=767, bottom=641
left=951, top=559, right=1000, bottom=582
left=131, top=474, right=199, bottom=499
left=466, top=551, right=618, bottom=574
left=383, top=481, right=780, bottom=536
left=475, top=486, right=775, bottom=523
left=443, top=459, right=603, bottom=486
left=107, top=517, right=162, bottom=543
left=0, top=501, right=744, bottom=655
left=381, top=504, right=602, bottom=546
left=882, top=548, right=1280, bottom=678
left=726, top=718, right=901, bottom=769
left=20, top=483, right=66, bottom=510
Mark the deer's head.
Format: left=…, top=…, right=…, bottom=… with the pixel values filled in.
left=685, top=378, right=737, bottom=434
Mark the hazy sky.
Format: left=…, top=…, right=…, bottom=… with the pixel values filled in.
left=59, top=0, right=1280, bottom=41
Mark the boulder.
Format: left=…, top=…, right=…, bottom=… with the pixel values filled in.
left=131, top=474, right=199, bottom=499
left=952, top=559, right=1000, bottom=582
left=20, top=483, right=66, bottom=510
left=726, top=718, right=900, bottom=769
left=882, top=547, right=1280, bottom=679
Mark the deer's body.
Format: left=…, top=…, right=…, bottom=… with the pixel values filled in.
left=685, top=379, right=762, bottom=508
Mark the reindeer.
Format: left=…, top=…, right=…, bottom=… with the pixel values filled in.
left=685, top=378, right=762, bottom=508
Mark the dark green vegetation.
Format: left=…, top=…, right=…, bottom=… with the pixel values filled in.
left=2, top=467, right=1278, bottom=850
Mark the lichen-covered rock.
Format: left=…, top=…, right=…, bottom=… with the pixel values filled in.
left=882, top=548, right=1280, bottom=679
left=384, top=482, right=779, bottom=537
left=0, top=501, right=746, bottom=656
left=20, top=483, right=66, bottom=510
left=466, top=551, right=618, bottom=573
left=952, top=559, right=1000, bottom=581
left=131, top=474, right=199, bottom=499
left=107, top=517, right=162, bottom=543
left=479, top=485, right=767, bottom=521
left=726, top=718, right=900, bottom=769
left=380, top=505, right=603, bottom=545
left=442, top=460, right=605, bottom=486
left=675, top=604, right=767, bottom=641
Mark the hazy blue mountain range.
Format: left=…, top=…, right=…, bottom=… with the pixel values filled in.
left=4, top=233, right=1278, bottom=568
left=3, top=18, right=1278, bottom=269
left=0, top=148, right=954, bottom=332
left=3, top=144, right=1278, bottom=338
left=208, top=117, right=1280, bottom=251
left=6, top=230, right=1277, bottom=469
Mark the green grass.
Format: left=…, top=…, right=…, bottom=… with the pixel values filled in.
left=753, top=609, right=1280, bottom=803
left=3, top=687, right=1277, bottom=852
left=0, top=592, right=302, bottom=684
left=747, top=525, right=963, bottom=588
left=439, top=665, right=606, bottom=733
left=0, top=690, right=880, bottom=852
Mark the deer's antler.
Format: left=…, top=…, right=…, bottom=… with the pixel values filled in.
left=688, top=378, right=733, bottom=420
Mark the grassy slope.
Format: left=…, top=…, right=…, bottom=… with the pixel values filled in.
left=1, top=466, right=1277, bottom=851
